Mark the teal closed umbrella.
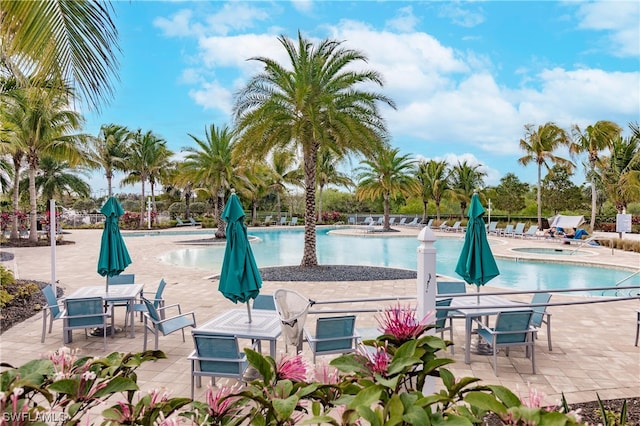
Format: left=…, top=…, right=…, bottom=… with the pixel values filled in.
left=218, top=191, right=262, bottom=322
left=98, top=197, right=132, bottom=291
left=455, top=193, right=499, bottom=301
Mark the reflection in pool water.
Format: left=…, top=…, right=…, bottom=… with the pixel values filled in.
left=158, top=228, right=638, bottom=296
left=511, top=247, right=581, bottom=256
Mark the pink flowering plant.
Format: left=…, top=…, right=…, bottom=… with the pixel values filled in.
left=0, top=304, right=592, bottom=425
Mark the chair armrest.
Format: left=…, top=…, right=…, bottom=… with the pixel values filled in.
left=154, top=311, right=196, bottom=327
left=156, top=303, right=183, bottom=315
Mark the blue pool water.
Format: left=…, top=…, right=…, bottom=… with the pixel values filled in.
left=157, top=228, right=639, bottom=296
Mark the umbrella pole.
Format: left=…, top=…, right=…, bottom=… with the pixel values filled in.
left=246, top=302, right=252, bottom=323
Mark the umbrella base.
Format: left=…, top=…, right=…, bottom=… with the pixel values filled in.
left=90, top=326, right=122, bottom=337
left=471, top=336, right=493, bottom=355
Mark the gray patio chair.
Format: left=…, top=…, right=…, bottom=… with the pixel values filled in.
left=435, top=298, right=454, bottom=353
left=142, top=297, right=196, bottom=350
left=304, top=315, right=359, bottom=363
left=530, top=292, right=552, bottom=350
left=476, top=309, right=536, bottom=376
left=635, top=311, right=640, bottom=347
left=41, top=285, right=64, bottom=342
left=62, top=297, right=111, bottom=350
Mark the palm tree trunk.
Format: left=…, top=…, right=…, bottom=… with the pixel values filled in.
left=10, top=159, right=20, bottom=240
left=382, top=192, right=391, bottom=231
left=536, top=162, right=542, bottom=229
left=436, top=202, right=441, bottom=221
left=422, top=200, right=428, bottom=223
left=106, top=171, right=113, bottom=197
left=215, top=187, right=226, bottom=239
left=28, top=167, right=38, bottom=243
left=139, top=180, right=146, bottom=228
left=317, top=185, right=324, bottom=223
left=589, top=176, right=597, bottom=233
left=301, top=144, right=318, bottom=266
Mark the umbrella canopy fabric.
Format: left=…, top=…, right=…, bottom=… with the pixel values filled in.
left=97, top=197, right=132, bottom=278
left=455, top=193, right=499, bottom=287
left=218, top=193, right=262, bottom=308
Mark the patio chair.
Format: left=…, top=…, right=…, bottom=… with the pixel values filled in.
left=360, top=216, right=374, bottom=226
left=189, top=333, right=255, bottom=399
left=125, top=278, right=167, bottom=331
left=405, top=217, right=419, bottom=227
left=635, top=311, right=640, bottom=347
left=397, top=217, right=407, bottom=226
left=62, top=297, right=110, bottom=350
left=388, top=217, right=396, bottom=226
left=274, top=288, right=312, bottom=352
left=529, top=292, right=552, bottom=350
left=253, top=294, right=276, bottom=310
left=521, top=225, right=539, bottom=239
left=41, top=285, right=64, bottom=343
left=175, top=218, right=189, bottom=227
left=435, top=298, right=454, bottom=353
left=476, top=309, right=536, bottom=376
left=304, top=315, right=359, bottom=363
left=279, top=216, right=287, bottom=226
left=425, top=218, right=434, bottom=228
left=262, top=215, right=272, bottom=225
left=446, top=221, right=464, bottom=233
left=436, top=281, right=466, bottom=326
left=501, top=224, right=514, bottom=237
left=347, top=216, right=356, bottom=226
left=438, top=221, right=449, bottom=231
left=107, top=274, right=135, bottom=284
left=188, top=217, right=201, bottom=226
left=288, top=217, right=298, bottom=226
left=142, top=297, right=196, bottom=350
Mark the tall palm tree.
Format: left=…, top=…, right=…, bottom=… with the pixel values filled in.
left=316, top=148, right=353, bottom=223
left=570, top=121, right=622, bottom=232
left=0, top=0, right=120, bottom=111
left=0, top=112, right=25, bottom=239
left=416, top=159, right=450, bottom=222
left=518, top=122, right=573, bottom=228
left=355, top=147, right=419, bottom=231
left=146, top=142, right=174, bottom=224
left=267, top=149, right=303, bottom=222
left=2, top=87, right=85, bottom=242
left=183, top=124, right=240, bottom=239
left=23, top=156, right=90, bottom=202
left=84, top=124, right=131, bottom=197
left=450, top=160, right=487, bottom=218
left=121, top=130, right=168, bottom=228
left=234, top=32, right=395, bottom=266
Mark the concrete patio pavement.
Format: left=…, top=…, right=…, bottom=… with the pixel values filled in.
left=1, top=226, right=638, bottom=407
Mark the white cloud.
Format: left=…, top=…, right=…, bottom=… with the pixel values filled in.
left=437, top=2, right=485, bottom=28
left=385, top=6, right=420, bottom=33
left=291, top=0, right=313, bottom=14
left=575, top=1, right=640, bottom=57
left=189, top=81, right=234, bottom=115
left=154, top=9, right=196, bottom=37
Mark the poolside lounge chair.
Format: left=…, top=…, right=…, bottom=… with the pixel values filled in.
left=375, top=216, right=384, bottom=226
left=635, top=310, right=640, bottom=347
left=446, top=221, right=464, bottom=233
left=388, top=217, right=396, bottom=226
left=175, top=218, right=189, bottom=227
left=425, top=218, right=434, bottom=228
left=279, top=216, right=287, bottom=226
left=304, top=315, right=359, bottom=363
left=397, top=217, right=407, bottom=226
left=437, top=221, right=449, bottom=231
left=511, top=222, right=526, bottom=237
left=476, top=309, right=536, bottom=376
left=405, top=217, right=419, bottom=227
left=487, top=221, right=498, bottom=235
left=521, top=225, right=539, bottom=239
left=500, top=224, right=514, bottom=237
left=288, top=217, right=298, bottom=226
left=188, top=217, right=201, bottom=226
left=263, top=215, right=273, bottom=225
left=348, top=216, right=356, bottom=226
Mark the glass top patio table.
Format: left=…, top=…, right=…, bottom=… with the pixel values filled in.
left=193, top=308, right=282, bottom=357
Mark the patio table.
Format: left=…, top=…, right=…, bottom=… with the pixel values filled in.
left=193, top=309, right=282, bottom=357
left=450, top=295, right=525, bottom=364
left=64, top=284, right=144, bottom=342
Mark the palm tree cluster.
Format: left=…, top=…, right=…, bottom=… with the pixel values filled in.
left=2, top=3, right=639, bottom=266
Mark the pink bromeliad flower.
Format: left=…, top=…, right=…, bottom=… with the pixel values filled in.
left=356, top=343, right=391, bottom=377
left=275, top=353, right=312, bottom=382
left=314, top=362, right=340, bottom=385
left=205, top=384, right=242, bottom=418
left=376, top=303, right=435, bottom=342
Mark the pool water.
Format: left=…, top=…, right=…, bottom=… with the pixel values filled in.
left=512, top=247, right=579, bottom=256
left=158, top=228, right=639, bottom=296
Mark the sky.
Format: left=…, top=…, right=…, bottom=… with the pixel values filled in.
left=83, top=0, right=640, bottom=195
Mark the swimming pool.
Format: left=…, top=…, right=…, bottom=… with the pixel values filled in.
left=158, top=228, right=639, bottom=296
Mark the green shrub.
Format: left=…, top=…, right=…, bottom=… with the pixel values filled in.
left=0, top=266, right=16, bottom=308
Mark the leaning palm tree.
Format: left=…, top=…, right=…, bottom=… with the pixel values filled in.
left=84, top=124, right=131, bottom=197
left=416, top=159, right=451, bottom=222
left=0, top=0, right=120, bottom=111
left=570, top=121, right=622, bottom=232
left=355, top=147, right=419, bottom=232
left=518, top=122, right=573, bottom=229
left=2, top=86, right=86, bottom=242
left=24, top=156, right=90, bottom=202
left=234, top=32, right=395, bottom=266
left=267, top=149, right=303, bottom=222
left=599, top=127, right=640, bottom=214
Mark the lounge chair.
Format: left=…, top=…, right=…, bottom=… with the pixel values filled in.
left=501, top=224, right=514, bottom=237
left=397, top=217, right=407, bottom=226
left=304, top=315, right=359, bottom=363
left=521, top=225, right=539, bottom=239
left=446, top=221, right=463, bottom=232
left=635, top=310, right=640, bottom=347
left=437, top=221, right=449, bottom=231
left=511, top=222, right=526, bottom=237
left=375, top=216, right=384, bottom=226
left=405, top=217, right=419, bottom=227
left=279, top=216, right=287, bottom=226
left=476, top=309, right=536, bottom=376
left=487, top=221, right=499, bottom=235
left=424, top=218, right=434, bottom=228
left=388, top=217, right=396, bottom=226
left=360, top=216, right=374, bottom=226
left=288, top=217, right=298, bottom=226
left=263, top=215, right=273, bottom=225
left=175, top=218, right=189, bottom=227
left=188, top=217, right=202, bottom=226
left=348, top=216, right=356, bottom=226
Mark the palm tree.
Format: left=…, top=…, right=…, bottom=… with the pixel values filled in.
left=355, top=147, right=419, bottom=231
left=450, top=160, right=487, bottom=218
left=85, top=124, right=131, bottom=197
left=570, top=121, right=622, bottom=232
left=0, top=0, right=120, bottom=111
left=599, top=125, right=640, bottom=214
left=266, top=149, right=303, bottom=222
left=121, top=130, right=168, bottom=228
left=2, top=87, right=85, bottom=242
left=23, top=156, right=90, bottom=202
left=416, top=159, right=450, bottom=222
left=146, top=142, right=174, bottom=224
left=518, top=122, right=573, bottom=228
left=234, top=32, right=395, bottom=266
left=183, top=124, right=240, bottom=239
left=316, top=148, right=353, bottom=223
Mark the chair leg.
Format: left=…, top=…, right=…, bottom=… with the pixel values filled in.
left=41, top=311, right=48, bottom=343
left=190, top=360, right=195, bottom=399
left=143, top=326, right=148, bottom=351
left=492, top=348, right=498, bottom=376
left=102, top=325, right=107, bottom=351
left=530, top=342, right=536, bottom=374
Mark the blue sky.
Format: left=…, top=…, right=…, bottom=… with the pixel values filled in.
left=83, top=0, right=640, bottom=194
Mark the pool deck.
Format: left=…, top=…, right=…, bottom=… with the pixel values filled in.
left=1, top=226, right=638, bottom=408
